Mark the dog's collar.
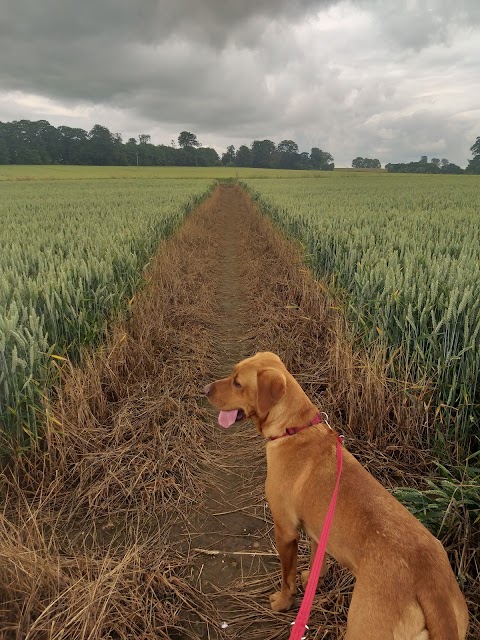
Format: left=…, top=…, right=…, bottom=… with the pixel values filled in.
left=268, top=411, right=330, bottom=441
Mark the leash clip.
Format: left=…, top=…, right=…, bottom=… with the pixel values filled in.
left=321, top=411, right=332, bottom=431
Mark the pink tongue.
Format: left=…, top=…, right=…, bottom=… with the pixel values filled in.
left=218, top=410, right=238, bottom=428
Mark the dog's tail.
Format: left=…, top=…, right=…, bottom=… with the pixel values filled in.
left=418, top=586, right=468, bottom=640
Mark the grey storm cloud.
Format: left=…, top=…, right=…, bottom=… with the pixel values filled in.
left=0, top=0, right=479, bottom=165
left=0, top=0, right=331, bottom=102
left=0, top=0, right=330, bottom=49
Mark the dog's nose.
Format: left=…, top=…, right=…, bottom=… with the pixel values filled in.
left=204, top=384, right=212, bottom=396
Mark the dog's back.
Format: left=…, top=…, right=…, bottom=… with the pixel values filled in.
left=295, top=438, right=469, bottom=639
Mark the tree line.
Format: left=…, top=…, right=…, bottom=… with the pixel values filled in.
left=383, top=138, right=480, bottom=175
left=0, top=121, right=219, bottom=167
left=1, top=119, right=479, bottom=174
left=221, top=140, right=334, bottom=170
left=0, top=120, right=334, bottom=170
left=385, top=156, right=464, bottom=174
left=351, top=157, right=381, bottom=169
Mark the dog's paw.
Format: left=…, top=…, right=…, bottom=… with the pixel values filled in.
left=269, top=591, right=294, bottom=612
left=300, top=570, right=310, bottom=590
left=301, top=569, right=325, bottom=590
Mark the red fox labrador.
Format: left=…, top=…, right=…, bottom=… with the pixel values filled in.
left=204, top=352, right=468, bottom=640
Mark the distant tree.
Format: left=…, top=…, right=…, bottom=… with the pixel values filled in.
left=251, top=139, right=276, bottom=168
left=441, top=163, right=464, bottom=174
left=420, top=155, right=428, bottom=164
left=88, top=124, right=115, bottom=165
left=0, top=134, right=10, bottom=163
left=465, top=136, right=480, bottom=174
left=310, top=147, right=322, bottom=169
left=441, top=158, right=449, bottom=167
left=310, top=147, right=334, bottom=170
left=34, top=119, right=61, bottom=163
left=352, top=157, right=381, bottom=169
left=277, top=139, right=299, bottom=169
left=431, top=158, right=440, bottom=167
left=297, top=151, right=311, bottom=170
left=235, top=145, right=251, bottom=167
left=415, top=162, right=440, bottom=174
left=113, top=132, right=128, bottom=165
left=386, top=160, right=461, bottom=174
left=176, top=147, right=197, bottom=166
left=136, top=141, right=157, bottom=166
left=57, top=126, right=89, bottom=164
left=155, top=144, right=177, bottom=166
left=465, top=157, right=480, bottom=174
left=178, top=131, right=200, bottom=149
left=2, top=120, right=53, bottom=163
left=138, top=134, right=151, bottom=145
left=124, top=137, right=139, bottom=165
left=196, top=147, right=221, bottom=166
left=465, top=156, right=480, bottom=175
left=277, top=140, right=299, bottom=155
left=470, top=136, right=480, bottom=157
left=221, top=144, right=236, bottom=166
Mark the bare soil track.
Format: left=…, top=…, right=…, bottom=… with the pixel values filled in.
left=0, top=184, right=477, bottom=639
left=180, top=185, right=356, bottom=639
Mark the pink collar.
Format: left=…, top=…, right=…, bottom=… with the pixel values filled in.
left=268, top=411, right=326, bottom=441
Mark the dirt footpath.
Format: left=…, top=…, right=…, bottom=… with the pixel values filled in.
left=172, top=184, right=353, bottom=639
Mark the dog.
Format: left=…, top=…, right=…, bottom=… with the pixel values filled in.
left=204, top=352, right=469, bottom=640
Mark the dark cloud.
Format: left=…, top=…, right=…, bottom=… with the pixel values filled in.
left=0, top=0, right=479, bottom=166
left=0, top=0, right=330, bottom=47
left=0, top=0, right=331, bottom=103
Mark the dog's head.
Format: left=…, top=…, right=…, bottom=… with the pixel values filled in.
left=204, top=352, right=288, bottom=433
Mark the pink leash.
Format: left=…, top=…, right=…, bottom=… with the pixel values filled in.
left=289, top=434, right=344, bottom=640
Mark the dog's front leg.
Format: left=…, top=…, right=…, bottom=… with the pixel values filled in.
left=270, top=523, right=298, bottom=612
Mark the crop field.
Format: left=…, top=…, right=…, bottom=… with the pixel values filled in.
left=0, top=168, right=478, bottom=639
left=0, top=177, right=212, bottom=447
left=0, top=164, right=331, bottom=181
left=245, top=174, right=480, bottom=458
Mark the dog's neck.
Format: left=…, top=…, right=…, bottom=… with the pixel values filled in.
left=257, top=379, right=319, bottom=440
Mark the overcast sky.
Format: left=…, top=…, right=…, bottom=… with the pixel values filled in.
left=0, top=0, right=479, bottom=167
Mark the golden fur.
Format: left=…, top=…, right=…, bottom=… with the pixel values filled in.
left=205, top=352, right=469, bottom=640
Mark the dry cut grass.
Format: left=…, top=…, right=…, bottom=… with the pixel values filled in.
left=0, top=194, right=224, bottom=639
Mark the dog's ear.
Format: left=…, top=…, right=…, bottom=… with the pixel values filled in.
left=257, top=368, right=287, bottom=415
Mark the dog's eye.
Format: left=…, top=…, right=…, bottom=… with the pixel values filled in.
left=233, top=378, right=241, bottom=388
